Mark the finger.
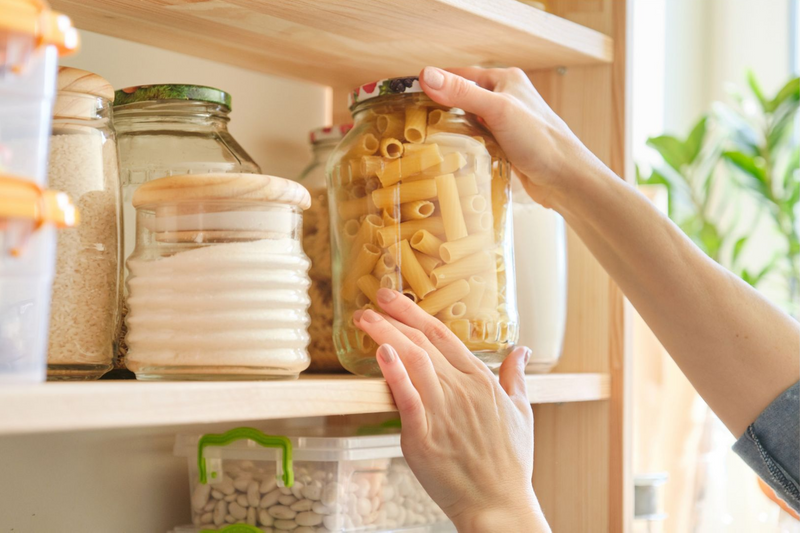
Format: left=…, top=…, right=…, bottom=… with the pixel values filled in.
left=376, top=343, right=428, bottom=437
left=376, top=288, right=480, bottom=373
left=354, top=309, right=444, bottom=405
left=443, top=66, right=504, bottom=90
left=419, top=66, right=505, bottom=122
left=499, top=346, right=531, bottom=402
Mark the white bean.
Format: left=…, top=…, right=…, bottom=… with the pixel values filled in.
left=192, top=483, right=211, bottom=510
left=217, top=476, right=236, bottom=495
left=356, top=497, right=372, bottom=516
left=268, top=505, right=297, bottom=520
left=291, top=499, right=313, bottom=511
left=200, top=511, right=213, bottom=525
left=295, top=511, right=323, bottom=527
left=234, top=474, right=253, bottom=492
left=279, top=486, right=293, bottom=495
left=224, top=493, right=237, bottom=502
left=211, top=489, right=224, bottom=500
left=214, top=500, right=227, bottom=526
left=260, top=477, right=278, bottom=494
left=260, top=487, right=281, bottom=508
left=295, top=528, right=316, bottom=533
left=322, top=514, right=343, bottom=530
left=247, top=506, right=257, bottom=525
left=311, top=502, right=332, bottom=515
left=290, top=481, right=305, bottom=500
left=259, top=509, right=274, bottom=526
left=274, top=519, right=299, bottom=530
left=229, top=501, right=247, bottom=520
left=278, top=494, right=298, bottom=506
left=301, top=481, right=322, bottom=501
left=248, top=480, right=261, bottom=507
left=383, top=501, right=399, bottom=519
left=237, top=494, right=248, bottom=507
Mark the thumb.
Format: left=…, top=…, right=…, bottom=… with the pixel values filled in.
left=498, top=346, right=531, bottom=401
left=419, top=66, right=503, bottom=121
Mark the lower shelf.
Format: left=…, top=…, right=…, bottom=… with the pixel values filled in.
left=0, top=373, right=609, bottom=435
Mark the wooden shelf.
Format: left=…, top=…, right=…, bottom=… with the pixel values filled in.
left=0, top=373, right=608, bottom=435
left=50, top=0, right=613, bottom=88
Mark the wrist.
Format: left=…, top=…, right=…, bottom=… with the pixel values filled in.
left=452, top=492, right=550, bottom=533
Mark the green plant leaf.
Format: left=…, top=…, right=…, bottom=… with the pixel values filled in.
left=723, top=151, right=770, bottom=198
left=767, top=76, right=799, bottom=112
left=732, top=236, right=748, bottom=264
left=699, top=221, right=723, bottom=260
left=685, top=116, right=708, bottom=164
left=747, top=70, right=768, bottom=111
left=647, top=135, right=690, bottom=172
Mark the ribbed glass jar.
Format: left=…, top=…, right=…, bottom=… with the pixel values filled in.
left=125, top=173, right=311, bottom=380
left=327, top=76, right=518, bottom=376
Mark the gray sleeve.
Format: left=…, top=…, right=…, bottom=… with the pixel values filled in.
left=732, top=381, right=799, bottom=513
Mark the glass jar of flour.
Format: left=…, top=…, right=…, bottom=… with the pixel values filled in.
left=125, top=173, right=312, bottom=380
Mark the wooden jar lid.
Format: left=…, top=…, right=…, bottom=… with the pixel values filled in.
left=132, top=173, right=312, bottom=210
left=54, top=67, right=115, bottom=120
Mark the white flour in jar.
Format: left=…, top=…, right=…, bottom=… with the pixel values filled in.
left=125, top=238, right=311, bottom=375
left=47, top=131, right=119, bottom=368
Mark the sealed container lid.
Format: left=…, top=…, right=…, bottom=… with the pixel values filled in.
left=0, top=175, right=78, bottom=228
left=114, top=84, right=232, bottom=110
left=0, top=0, right=79, bottom=55
left=349, top=76, right=423, bottom=109
left=309, top=124, right=353, bottom=144
left=132, top=174, right=312, bottom=210
left=53, top=67, right=114, bottom=119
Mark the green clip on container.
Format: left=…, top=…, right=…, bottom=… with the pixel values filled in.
left=174, top=427, right=454, bottom=532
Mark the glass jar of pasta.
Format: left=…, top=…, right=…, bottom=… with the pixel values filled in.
left=328, top=76, right=518, bottom=376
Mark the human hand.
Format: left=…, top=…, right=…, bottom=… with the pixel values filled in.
left=353, top=288, right=551, bottom=533
left=418, top=65, right=599, bottom=210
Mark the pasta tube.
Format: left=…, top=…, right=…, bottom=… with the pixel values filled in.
left=355, top=291, right=371, bottom=309
left=413, top=250, right=442, bottom=276
left=339, top=196, right=376, bottom=221
left=455, top=173, right=479, bottom=196
left=350, top=214, right=383, bottom=256
left=376, top=144, right=443, bottom=187
left=397, top=240, right=435, bottom=298
left=404, top=105, right=427, bottom=143
left=365, top=177, right=381, bottom=193
left=410, top=229, right=444, bottom=257
left=376, top=217, right=445, bottom=248
left=346, top=131, right=380, bottom=158
left=372, top=178, right=437, bottom=211
left=372, top=253, right=396, bottom=277
left=465, top=212, right=493, bottom=234
left=377, top=114, right=404, bottom=138
left=401, top=289, right=419, bottom=303
left=461, top=194, right=487, bottom=215
left=400, top=200, right=435, bottom=220
left=429, top=251, right=494, bottom=288
left=380, top=272, right=401, bottom=290
left=356, top=330, right=376, bottom=352
left=461, top=275, right=487, bottom=318
left=380, top=137, right=404, bottom=159
left=446, top=318, right=471, bottom=342
left=359, top=156, right=383, bottom=178
left=435, top=174, right=468, bottom=241
left=356, top=274, right=381, bottom=306
left=428, top=109, right=463, bottom=128
left=419, top=279, right=470, bottom=315
left=341, top=244, right=381, bottom=301
left=408, top=152, right=468, bottom=181
left=439, top=233, right=493, bottom=264
left=381, top=208, right=399, bottom=226
left=437, top=302, right=467, bottom=321
left=480, top=270, right=499, bottom=309
left=343, top=219, right=360, bottom=242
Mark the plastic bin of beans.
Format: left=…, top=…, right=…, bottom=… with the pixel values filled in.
left=174, top=427, right=453, bottom=532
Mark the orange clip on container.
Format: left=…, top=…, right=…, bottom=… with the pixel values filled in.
left=0, top=0, right=78, bottom=383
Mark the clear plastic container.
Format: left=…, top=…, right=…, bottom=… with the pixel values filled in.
left=0, top=0, right=78, bottom=383
left=328, top=76, right=518, bottom=376
left=297, top=125, right=352, bottom=372
left=113, top=84, right=261, bottom=371
left=173, top=427, right=452, bottom=532
left=511, top=175, right=567, bottom=373
left=46, top=67, right=121, bottom=380
left=125, top=173, right=312, bottom=380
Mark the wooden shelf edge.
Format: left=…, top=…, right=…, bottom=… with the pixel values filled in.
left=0, top=373, right=608, bottom=436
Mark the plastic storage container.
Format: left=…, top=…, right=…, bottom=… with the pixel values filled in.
left=297, top=124, right=353, bottom=372
left=174, top=427, right=452, bottom=532
left=114, top=84, right=261, bottom=371
left=125, top=173, right=311, bottom=380
left=328, top=76, right=518, bottom=376
left=46, top=67, right=121, bottom=380
left=511, top=175, right=567, bottom=373
left=0, top=0, right=79, bottom=383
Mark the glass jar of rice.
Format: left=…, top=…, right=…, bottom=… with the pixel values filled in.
left=46, top=67, right=121, bottom=380
left=327, top=76, right=518, bottom=377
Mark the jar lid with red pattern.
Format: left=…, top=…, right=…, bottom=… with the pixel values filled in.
left=309, top=124, right=353, bottom=144
left=348, top=76, right=422, bottom=109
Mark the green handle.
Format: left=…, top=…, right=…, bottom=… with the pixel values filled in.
left=198, top=427, right=293, bottom=487
left=200, top=525, right=263, bottom=533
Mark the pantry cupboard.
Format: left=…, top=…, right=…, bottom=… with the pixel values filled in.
left=0, top=1, right=631, bottom=532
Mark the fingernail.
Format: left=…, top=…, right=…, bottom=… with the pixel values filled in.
left=353, top=310, right=364, bottom=322
left=523, top=347, right=532, bottom=366
left=423, top=67, right=445, bottom=90
left=362, top=309, right=382, bottom=323
left=377, top=288, right=398, bottom=303
left=377, top=344, right=397, bottom=364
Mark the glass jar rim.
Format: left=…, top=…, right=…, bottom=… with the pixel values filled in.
left=114, top=84, right=232, bottom=111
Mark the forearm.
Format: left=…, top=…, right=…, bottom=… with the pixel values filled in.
left=454, top=499, right=551, bottom=533
left=549, top=157, right=800, bottom=437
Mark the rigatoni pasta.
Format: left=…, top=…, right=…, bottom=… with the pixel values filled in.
left=329, top=80, right=516, bottom=375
